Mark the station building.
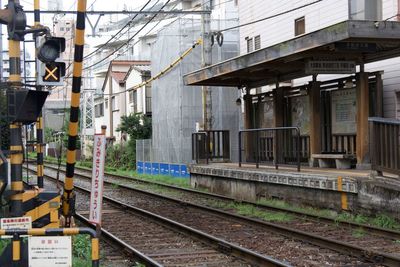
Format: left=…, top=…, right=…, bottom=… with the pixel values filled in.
left=184, top=0, right=400, bottom=217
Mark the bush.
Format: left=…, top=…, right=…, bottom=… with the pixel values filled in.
left=106, top=139, right=136, bottom=170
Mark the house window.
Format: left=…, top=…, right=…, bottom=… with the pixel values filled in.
left=129, top=91, right=134, bottom=103
left=111, top=96, right=116, bottom=111
left=396, top=91, right=400, bottom=119
left=105, top=98, right=108, bottom=109
left=254, top=35, right=261, bottom=50
left=246, top=37, right=253, bottom=53
left=94, top=103, right=104, bottom=118
left=295, top=17, right=305, bottom=36
left=349, top=0, right=382, bottom=20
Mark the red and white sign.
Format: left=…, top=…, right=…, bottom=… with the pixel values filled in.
left=1, top=216, right=32, bottom=230
left=28, top=236, right=72, bottom=267
left=89, top=134, right=106, bottom=225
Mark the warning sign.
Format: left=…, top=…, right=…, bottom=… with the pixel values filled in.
left=28, top=236, right=72, bottom=267
left=1, top=216, right=32, bottom=230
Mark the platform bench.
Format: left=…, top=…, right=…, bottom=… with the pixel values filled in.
left=311, top=154, right=355, bottom=169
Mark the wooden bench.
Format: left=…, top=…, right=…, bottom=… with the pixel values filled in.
left=311, top=154, right=355, bottom=169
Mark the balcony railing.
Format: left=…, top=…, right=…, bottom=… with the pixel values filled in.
left=192, top=130, right=230, bottom=164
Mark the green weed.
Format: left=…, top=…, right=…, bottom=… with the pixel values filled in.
left=352, top=228, right=366, bottom=238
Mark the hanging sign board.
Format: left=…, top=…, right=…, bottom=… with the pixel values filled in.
left=28, top=236, right=72, bottom=267
left=305, top=60, right=356, bottom=74
left=89, top=134, right=106, bottom=225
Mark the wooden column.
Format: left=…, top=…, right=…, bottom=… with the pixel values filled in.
left=273, top=87, right=285, bottom=165
left=308, top=81, right=322, bottom=167
left=243, top=90, right=253, bottom=161
left=356, top=72, right=370, bottom=168
left=375, top=72, right=383, bottom=117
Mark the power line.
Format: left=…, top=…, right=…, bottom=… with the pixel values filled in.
left=220, top=0, right=323, bottom=32
left=84, top=0, right=155, bottom=60
left=23, top=10, right=210, bottom=15
left=83, top=0, right=172, bottom=71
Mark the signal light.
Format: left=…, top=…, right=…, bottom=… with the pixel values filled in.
left=37, top=36, right=66, bottom=86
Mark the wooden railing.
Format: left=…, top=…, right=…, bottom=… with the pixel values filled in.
left=331, top=134, right=356, bottom=155
left=369, top=117, right=400, bottom=176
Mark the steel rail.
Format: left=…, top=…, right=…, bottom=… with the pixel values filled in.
left=26, top=168, right=289, bottom=267
left=74, top=213, right=163, bottom=267
left=41, top=161, right=400, bottom=241
left=28, top=165, right=400, bottom=266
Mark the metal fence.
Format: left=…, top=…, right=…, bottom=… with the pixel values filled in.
left=192, top=130, right=230, bottom=164
left=369, top=117, right=400, bottom=176
left=136, top=139, right=153, bottom=163
left=239, top=127, right=301, bottom=171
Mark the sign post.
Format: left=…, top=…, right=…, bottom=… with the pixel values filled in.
left=89, top=126, right=107, bottom=234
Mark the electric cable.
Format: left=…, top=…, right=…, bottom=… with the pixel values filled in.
left=83, top=0, right=155, bottom=60
left=220, top=0, right=323, bottom=32
left=83, top=0, right=172, bottom=70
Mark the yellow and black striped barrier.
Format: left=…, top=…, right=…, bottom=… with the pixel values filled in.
left=0, top=227, right=99, bottom=267
left=62, top=0, right=87, bottom=227
left=34, top=0, right=45, bottom=189
left=9, top=35, right=24, bottom=217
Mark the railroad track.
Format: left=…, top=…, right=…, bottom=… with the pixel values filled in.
left=27, top=163, right=400, bottom=266
left=27, top=167, right=288, bottom=267
left=40, top=161, right=400, bottom=241
left=41, top=163, right=400, bottom=246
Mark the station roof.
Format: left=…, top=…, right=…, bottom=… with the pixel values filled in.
left=184, top=20, right=400, bottom=88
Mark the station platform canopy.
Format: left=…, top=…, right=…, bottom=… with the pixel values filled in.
left=184, top=20, right=400, bottom=88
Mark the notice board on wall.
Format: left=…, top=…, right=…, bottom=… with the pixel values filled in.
left=290, top=95, right=310, bottom=135
left=331, top=88, right=356, bottom=134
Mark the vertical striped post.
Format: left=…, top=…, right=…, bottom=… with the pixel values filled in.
left=9, top=35, right=24, bottom=217
left=12, top=234, right=21, bottom=267
left=34, top=0, right=44, bottom=188
left=91, top=237, right=100, bottom=267
left=62, top=0, right=87, bottom=227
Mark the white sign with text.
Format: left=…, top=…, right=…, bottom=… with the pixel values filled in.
left=89, top=134, right=106, bottom=225
left=28, top=236, right=72, bottom=267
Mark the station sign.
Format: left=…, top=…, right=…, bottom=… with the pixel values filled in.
left=305, top=60, right=356, bottom=74
left=28, top=236, right=72, bottom=267
left=89, top=134, right=106, bottom=225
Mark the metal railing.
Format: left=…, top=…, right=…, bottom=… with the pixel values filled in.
left=239, top=127, right=301, bottom=171
left=0, top=227, right=99, bottom=267
left=369, top=117, right=400, bottom=176
left=192, top=130, right=230, bottom=164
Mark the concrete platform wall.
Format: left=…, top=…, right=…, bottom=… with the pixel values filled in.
left=190, top=165, right=400, bottom=219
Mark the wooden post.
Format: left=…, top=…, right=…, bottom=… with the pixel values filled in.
left=308, top=81, right=322, bottom=167
left=273, top=87, right=284, bottom=166
left=356, top=72, right=370, bottom=168
left=244, top=90, right=253, bottom=162
left=375, top=72, right=383, bottom=117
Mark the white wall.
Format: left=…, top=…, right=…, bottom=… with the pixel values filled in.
left=237, top=0, right=400, bottom=118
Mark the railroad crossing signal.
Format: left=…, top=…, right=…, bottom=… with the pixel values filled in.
left=43, top=62, right=66, bottom=82
left=37, top=36, right=66, bottom=86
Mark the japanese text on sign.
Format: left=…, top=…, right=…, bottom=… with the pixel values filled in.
left=89, top=134, right=106, bottom=225
left=28, top=236, right=72, bottom=267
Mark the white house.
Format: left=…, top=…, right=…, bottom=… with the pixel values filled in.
left=94, top=60, right=151, bottom=142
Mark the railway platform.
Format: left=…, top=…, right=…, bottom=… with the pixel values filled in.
left=189, top=163, right=400, bottom=219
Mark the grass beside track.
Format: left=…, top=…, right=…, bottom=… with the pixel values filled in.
left=31, top=154, right=400, bottom=231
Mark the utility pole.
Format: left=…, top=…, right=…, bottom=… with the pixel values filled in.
left=201, top=0, right=212, bottom=130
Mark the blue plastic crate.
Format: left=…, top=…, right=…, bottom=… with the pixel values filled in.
left=151, top=163, right=160, bottom=175
left=160, top=163, right=170, bottom=176
left=136, top=161, right=144, bottom=174
left=144, top=162, right=152, bottom=175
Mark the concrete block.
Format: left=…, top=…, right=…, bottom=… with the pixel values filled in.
left=318, top=158, right=335, bottom=168
left=335, top=159, right=351, bottom=169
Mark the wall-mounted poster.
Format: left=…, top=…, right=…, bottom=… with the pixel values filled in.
left=291, top=96, right=310, bottom=135
left=331, top=88, right=356, bottom=134
left=261, top=99, right=274, bottom=128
